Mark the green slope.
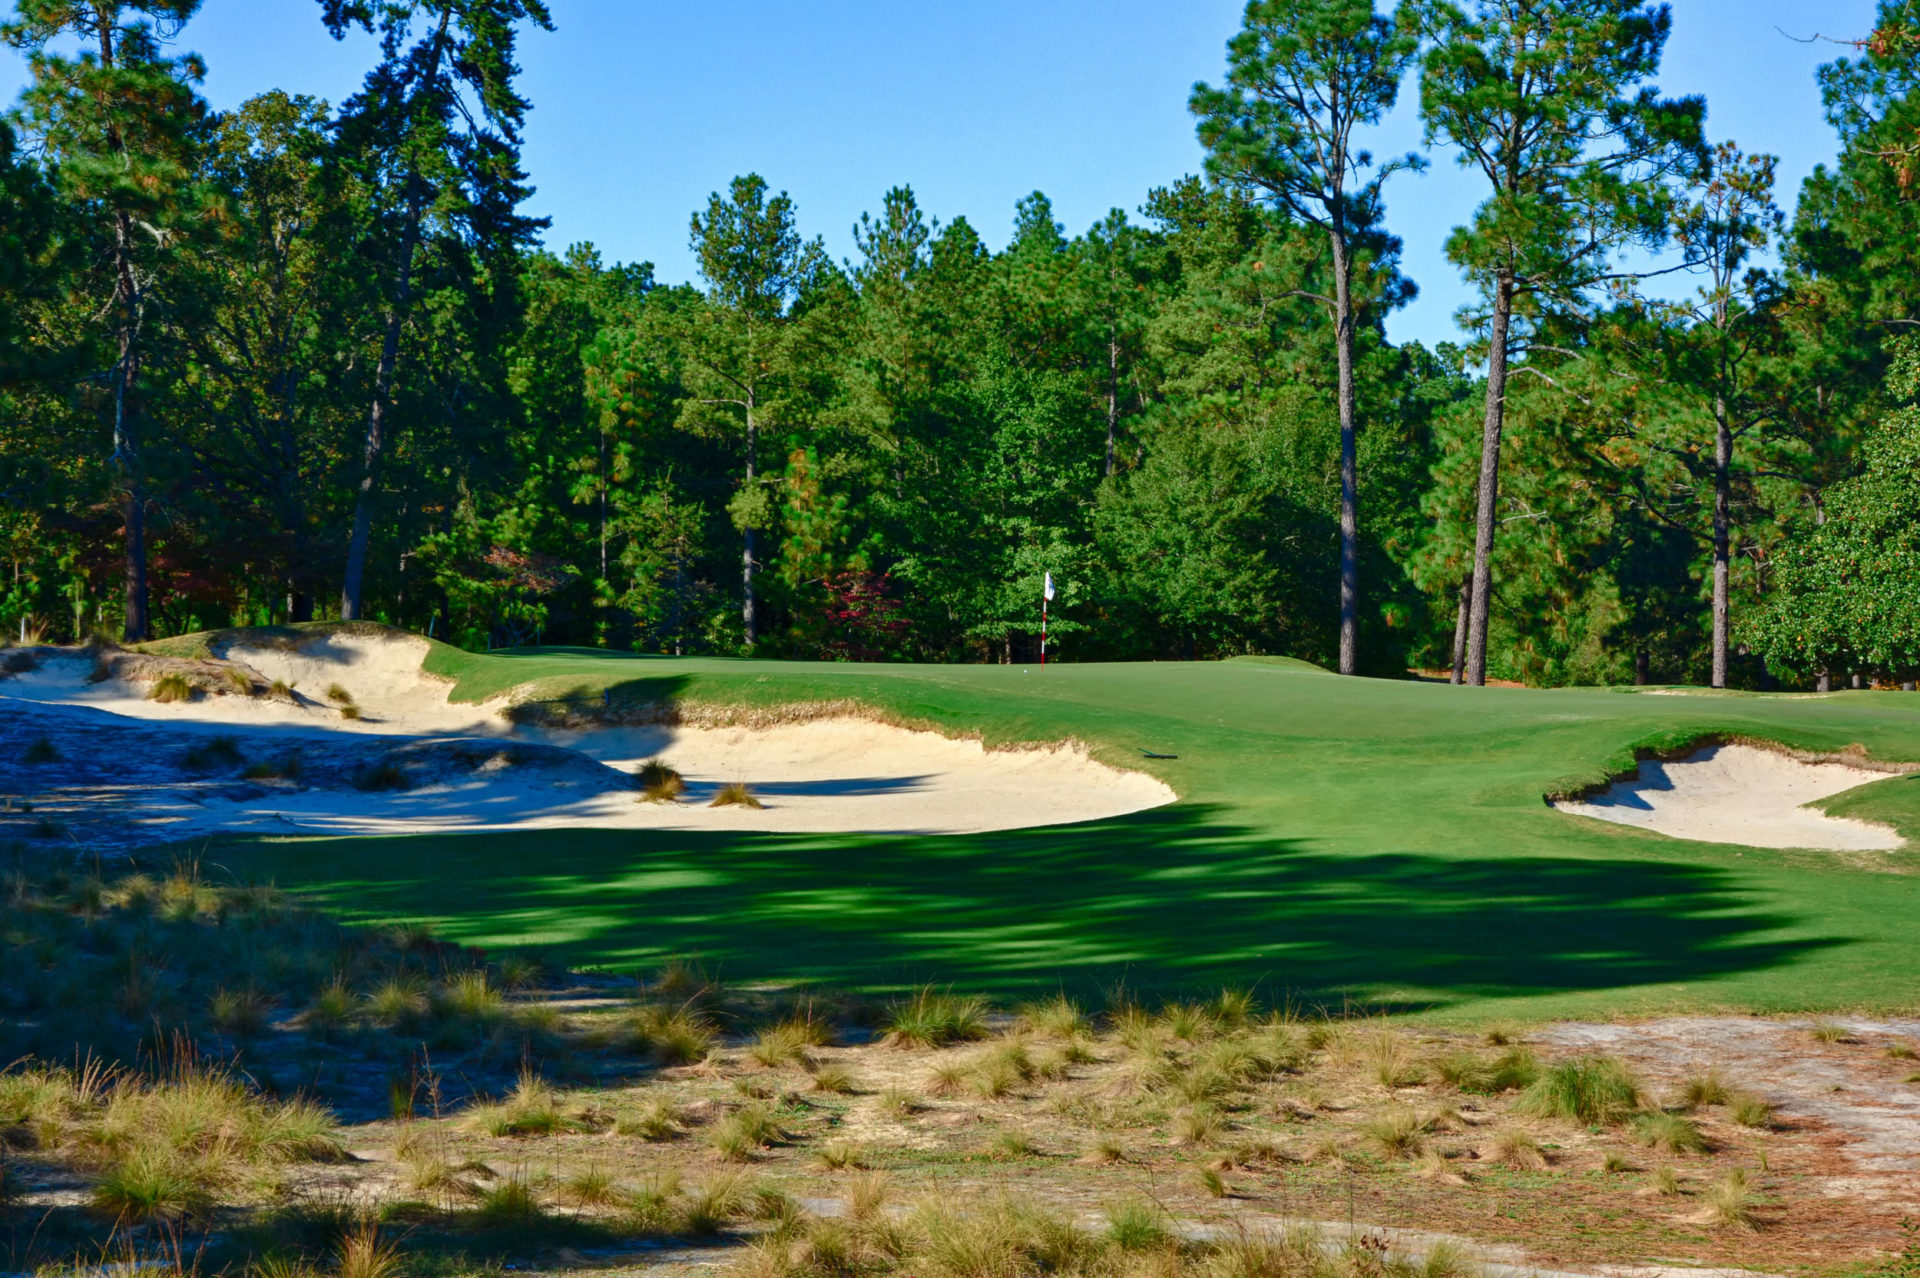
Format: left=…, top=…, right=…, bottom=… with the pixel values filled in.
left=208, top=639, right=1920, bottom=1019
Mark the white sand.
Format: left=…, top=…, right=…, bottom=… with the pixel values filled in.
left=0, top=635, right=1175, bottom=844
left=1551, top=743, right=1904, bottom=850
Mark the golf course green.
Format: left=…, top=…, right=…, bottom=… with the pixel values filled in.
left=214, top=646, right=1920, bottom=1020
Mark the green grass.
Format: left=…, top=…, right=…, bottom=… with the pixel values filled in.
left=198, top=633, right=1920, bottom=1018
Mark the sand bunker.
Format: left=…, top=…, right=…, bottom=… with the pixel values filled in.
left=1551, top=742, right=1905, bottom=851
left=0, top=634, right=1174, bottom=848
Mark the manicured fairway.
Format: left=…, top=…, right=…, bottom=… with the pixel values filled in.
left=214, top=648, right=1920, bottom=1019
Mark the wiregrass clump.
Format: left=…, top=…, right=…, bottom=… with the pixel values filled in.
left=1516, top=1055, right=1642, bottom=1126
left=635, top=758, right=686, bottom=802
left=885, top=987, right=989, bottom=1048
left=148, top=672, right=194, bottom=703
left=710, top=780, right=764, bottom=809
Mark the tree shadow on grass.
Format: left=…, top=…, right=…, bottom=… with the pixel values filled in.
left=216, top=802, right=1838, bottom=1009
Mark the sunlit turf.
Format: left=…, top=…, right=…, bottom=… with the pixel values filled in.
left=209, top=641, right=1920, bottom=1019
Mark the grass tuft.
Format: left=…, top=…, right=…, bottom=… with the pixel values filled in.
left=21, top=735, right=60, bottom=765
left=634, top=758, right=686, bottom=802
left=1704, top=1167, right=1759, bottom=1230
left=1728, top=1092, right=1775, bottom=1129
left=1634, top=1111, right=1708, bottom=1155
left=149, top=672, right=194, bottom=703
left=886, top=987, right=988, bottom=1048
left=1516, top=1055, right=1642, bottom=1125
left=711, top=780, right=764, bottom=808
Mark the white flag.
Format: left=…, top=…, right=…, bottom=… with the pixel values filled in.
left=1043, top=572, right=1056, bottom=601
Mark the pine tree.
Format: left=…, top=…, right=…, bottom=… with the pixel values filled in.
left=1417, top=0, right=1704, bottom=684
left=320, top=0, right=553, bottom=621
left=4, top=0, right=214, bottom=640
left=1192, top=0, right=1420, bottom=675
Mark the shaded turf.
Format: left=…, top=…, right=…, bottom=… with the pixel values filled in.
left=206, top=643, right=1920, bottom=1018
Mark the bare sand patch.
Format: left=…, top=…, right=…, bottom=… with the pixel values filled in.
left=0, top=634, right=1174, bottom=846
left=1550, top=743, right=1906, bottom=851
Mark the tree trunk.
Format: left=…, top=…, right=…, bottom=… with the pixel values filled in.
left=741, top=393, right=757, bottom=648
left=1331, top=230, right=1360, bottom=678
left=1105, top=329, right=1118, bottom=478
left=340, top=13, right=449, bottom=621
left=96, top=23, right=149, bottom=642
left=1816, top=670, right=1831, bottom=693
left=1464, top=272, right=1516, bottom=687
left=1635, top=649, right=1650, bottom=686
left=1710, top=398, right=1731, bottom=689
left=1450, top=578, right=1470, bottom=685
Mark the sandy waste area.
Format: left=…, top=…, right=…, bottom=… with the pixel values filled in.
left=0, top=633, right=1174, bottom=849
left=1550, top=742, right=1907, bottom=851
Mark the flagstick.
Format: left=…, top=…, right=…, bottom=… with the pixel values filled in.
left=1041, top=593, right=1048, bottom=667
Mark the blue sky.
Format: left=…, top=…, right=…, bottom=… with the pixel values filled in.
left=0, top=0, right=1882, bottom=347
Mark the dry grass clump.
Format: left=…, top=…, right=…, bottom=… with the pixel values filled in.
left=1808, top=1021, right=1853, bottom=1044
left=464, top=1070, right=584, bottom=1137
left=1487, top=1126, right=1547, bottom=1170
left=1359, top=1106, right=1426, bottom=1160
left=1515, top=1055, right=1642, bottom=1125
left=711, top=780, right=764, bottom=808
left=181, top=734, right=245, bottom=772
left=1435, top=1044, right=1539, bottom=1095
left=810, top=1063, right=857, bottom=1094
left=1728, top=1092, right=1775, bottom=1129
left=710, top=1101, right=785, bottom=1162
left=352, top=760, right=411, bottom=792
left=886, top=987, right=989, bottom=1048
left=1632, top=1111, right=1708, bottom=1155
left=623, top=1002, right=719, bottom=1065
left=21, top=734, right=60, bottom=764
left=148, top=672, right=194, bottom=703
left=1674, top=1069, right=1730, bottom=1111
left=635, top=757, right=687, bottom=802
left=325, top=683, right=355, bottom=706
left=1019, top=995, right=1092, bottom=1040
left=1703, top=1167, right=1760, bottom=1230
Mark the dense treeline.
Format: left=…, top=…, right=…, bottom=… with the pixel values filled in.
left=4, top=0, right=1920, bottom=688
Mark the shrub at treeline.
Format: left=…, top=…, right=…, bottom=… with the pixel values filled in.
left=6, top=0, right=1920, bottom=687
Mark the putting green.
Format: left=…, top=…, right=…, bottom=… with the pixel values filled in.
left=211, top=646, right=1920, bottom=1019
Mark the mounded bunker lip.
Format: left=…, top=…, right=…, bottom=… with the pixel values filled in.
left=1549, top=739, right=1912, bottom=851
left=0, top=628, right=1177, bottom=846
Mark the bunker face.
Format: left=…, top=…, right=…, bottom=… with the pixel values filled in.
left=1551, top=743, right=1904, bottom=851
left=0, top=635, right=1175, bottom=847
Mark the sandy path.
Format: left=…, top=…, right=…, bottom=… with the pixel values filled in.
left=1550, top=743, right=1905, bottom=850
left=0, top=638, right=1175, bottom=846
